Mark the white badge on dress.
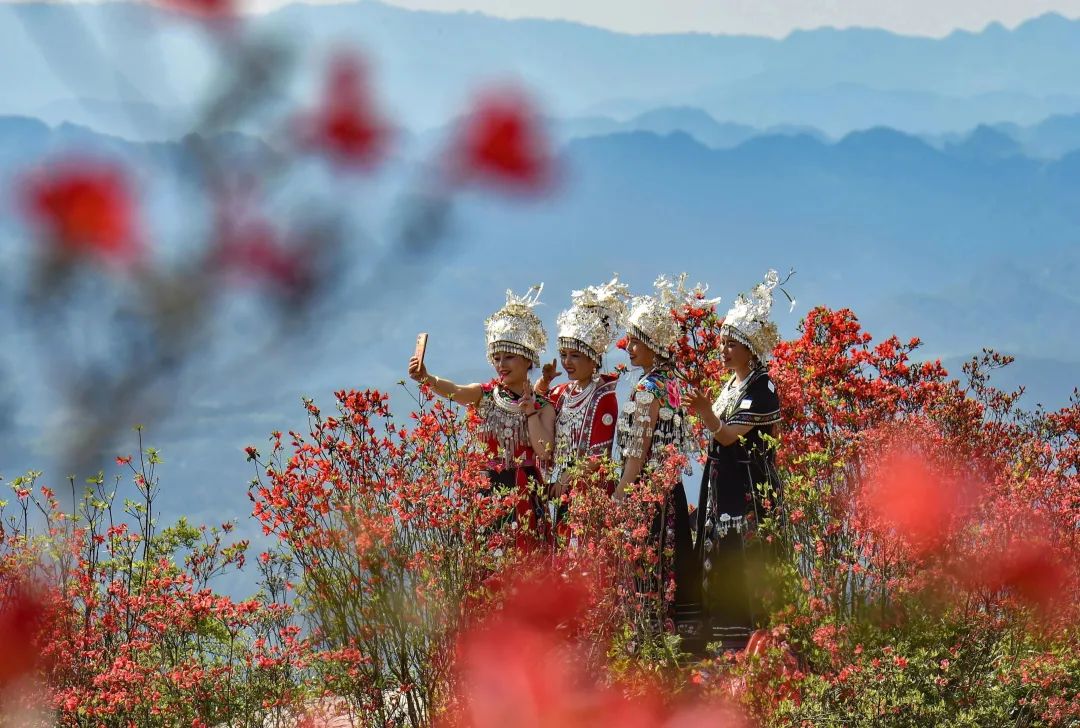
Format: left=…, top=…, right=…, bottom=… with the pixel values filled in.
left=739, top=399, right=752, bottom=410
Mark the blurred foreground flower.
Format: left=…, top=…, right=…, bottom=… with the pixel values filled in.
left=19, top=158, right=142, bottom=268
left=213, top=203, right=315, bottom=299
left=977, top=536, right=1072, bottom=616
left=860, top=438, right=981, bottom=559
left=0, top=580, right=50, bottom=689
left=295, top=52, right=391, bottom=170
left=447, top=570, right=750, bottom=728
left=452, top=88, right=552, bottom=192
left=151, top=0, right=236, bottom=21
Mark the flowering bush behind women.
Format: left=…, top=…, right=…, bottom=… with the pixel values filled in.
left=2, top=305, right=1078, bottom=726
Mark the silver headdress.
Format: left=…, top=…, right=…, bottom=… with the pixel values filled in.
left=626, top=274, right=718, bottom=357
left=555, top=275, right=631, bottom=365
left=722, top=269, right=781, bottom=362
left=485, top=284, right=548, bottom=367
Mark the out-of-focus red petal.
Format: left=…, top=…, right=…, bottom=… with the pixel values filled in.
left=981, top=538, right=1071, bottom=615
left=862, top=446, right=977, bottom=558
left=0, top=582, right=49, bottom=686
left=19, top=158, right=142, bottom=266
left=453, top=87, right=551, bottom=192
left=154, top=0, right=236, bottom=21
left=296, top=52, right=391, bottom=170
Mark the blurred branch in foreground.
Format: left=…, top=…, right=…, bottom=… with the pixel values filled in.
left=6, top=4, right=556, bottom=479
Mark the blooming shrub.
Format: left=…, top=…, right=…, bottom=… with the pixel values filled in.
left=245, top=383, right=708, bottom=725
left=741, top=308, right=1080, bottom=727
left=247, top=387, right=523, bottom=725
left=3, top=305, right=1077, bottom=727
left=1, top=435, right=310, bottom=726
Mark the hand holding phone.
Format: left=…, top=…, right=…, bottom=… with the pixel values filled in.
left=414, top=333, right=429, bottom=368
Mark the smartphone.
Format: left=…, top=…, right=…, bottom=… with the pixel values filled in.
left=414, top=332, right=429, bottom=368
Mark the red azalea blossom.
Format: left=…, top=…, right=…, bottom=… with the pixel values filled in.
left=296, top=52, right=391, bottom=170
left=19, top=158, right=142, bottom=266
left=453, top=87, right=551, bottom=192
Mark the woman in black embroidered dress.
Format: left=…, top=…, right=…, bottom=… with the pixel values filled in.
left=688, top=270, right=784, bottom=652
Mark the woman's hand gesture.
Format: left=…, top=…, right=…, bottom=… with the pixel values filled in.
left=541, top=358, right=561, bottom=384
left=518, top=379, right=540, bottom=416
left=536, top=358, right=560, bottom=394
left=686, top=384, right=713, bottom=418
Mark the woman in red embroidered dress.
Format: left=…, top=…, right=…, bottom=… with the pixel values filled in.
left=408, top=285, right=555, bottom=538
left=535, top=277, right=630, bottom=528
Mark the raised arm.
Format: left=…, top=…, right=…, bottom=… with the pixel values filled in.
left=408, top=355, right=483, bottom=406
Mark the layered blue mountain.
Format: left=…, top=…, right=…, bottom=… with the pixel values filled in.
left=3, top=113, right=1077, bottom=595
left=2, top=114, right=1076, bottom=384
left=4, top=2, right=1079, bottom=601
left=6, top=1, right=1080, bottom=138
left=991, top=114, right=1080, bottom=158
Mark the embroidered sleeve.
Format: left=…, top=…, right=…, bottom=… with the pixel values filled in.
left=726, top=375, right=781, bottom=427
left=548, top=382, right=569, bottom=411
left=587, top=387, right=618, bottom=456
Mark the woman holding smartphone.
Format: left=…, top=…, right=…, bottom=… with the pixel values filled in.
left=408, top=285, right=555, bottom=539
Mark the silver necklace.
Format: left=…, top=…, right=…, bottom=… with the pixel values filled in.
left=479, top=384, right=530, bottom=466
left=712, top=370, right=755, bottom=420
left=561, top=380, right=596, bottom=410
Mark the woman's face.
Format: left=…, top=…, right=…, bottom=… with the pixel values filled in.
left=721, top=335, right=754, bottom=372
left=560, top=348, right=596, bottom=384
left=491, top=351, right=531, bottom=385
left=626, top=335, right=656, bottom=370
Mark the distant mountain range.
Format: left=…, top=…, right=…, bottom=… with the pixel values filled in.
left=550, top=107, right=1080, bottom=160
left=4, top=113, right=1077, bottom=372
left=4, top=2, right=1078, bottom=601
left=7, top=1, right=1080, bottom=139
left=2, top=113, right=1076, bottom=593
